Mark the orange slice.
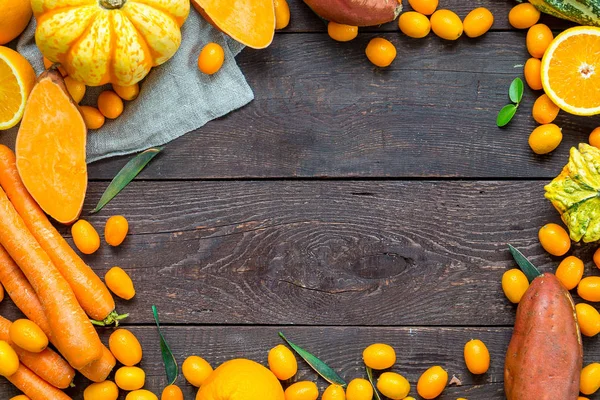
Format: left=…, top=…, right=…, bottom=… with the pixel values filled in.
left=541, top=26, right=600, bottom=116
left=0, top=46, right=36, bottom=130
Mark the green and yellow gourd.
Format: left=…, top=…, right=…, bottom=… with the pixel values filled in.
left=527, top=0, right=600, bottom=27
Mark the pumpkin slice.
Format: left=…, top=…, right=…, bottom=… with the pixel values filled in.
left=191, top=0, right=275, bottom=49
left=16, top=67, right=87, bottom=224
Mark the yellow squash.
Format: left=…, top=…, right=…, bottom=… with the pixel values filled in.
left=33, top=0, right=189, bottom=86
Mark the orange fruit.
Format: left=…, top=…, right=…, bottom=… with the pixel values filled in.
left=115, top=366, right=145, bottom=391
left=508, top=3, right=540, bottom=29
left=0, top=46, right=36, bottom=130
left=274, top=0, right=290, bottom=30
left=578, top=277, right=600, bottom=302
left=84, top=381, right=119, bottom=400
left=399, top=12, right=431, bottom=39
left=430, top=10, right=463, bottom=41
left=527, top=24, right=553, bottom=59
left=408, top=0, right=438, bottom=16
left=581, top=363, right=600, bottom=395
left=0, top=0, right=32, bottom=44
left=590, top=127, right=600, bottom=148
left=71, top=219, right=101, bottom=255
left=105, top=215, right=129, bottom=246
left=524, top=58, right=543, bottom=90
left=532, top=94, right=560, bottom=124
left=98, top=91, right=124, bottom=119
left=555, top=256, right=584, bottom=290
left=105, top=266, right=136, bottom=300
left=9, top=319, right=48, bottom=353
left=198, top=43, right=225, bottom=75
left=463, top=8, right=494, bottom=38
left=376, top=372, right=410, bottom=399
left=345, top=378, right=373, bottom=400
left=363, top=343, right=396, bottom=370
left=576, top=303, right=600, bottom=337
left=161, top=385, right=184, bottom=400
left=183, top=356, right=213, bottom=387
left=109, top=329, right=143, bottom=367
left=196, top=358, right=284, bottom=400
left=365, top=38, right=397, bottom=67
left=463, top=339, right=490, bottom=374
left=268, top=344, right=297, bottom=380
left=528, top=124, right=562, bottom=155
left=541, top=27, right=600, bottom=116
left=328, top=22, right=358, bottom=42
left=594, top=247, right=600, bottom=269
left=0, top=340, right=19, bottom=377
left=284, top=381, right=319, bottom=400
left=417, top=366, right=448, bottom=399
left=112, top=83, right=140, bottom=101
left=79, top=106, right=105, bottom=130
left=502, top=269, right=529, bottom=304
left=321, top=385, right=345, bottom=400
left=538, top=223, right=570, bottom=256
left=64, top=76, right=86, bottom=103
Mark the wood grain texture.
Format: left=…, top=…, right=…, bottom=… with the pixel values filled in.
left=88, top=32, right=597, bottom=180
left=2, top=180, right=597, bottom=327
left=0, top=326, right=598, bottom=399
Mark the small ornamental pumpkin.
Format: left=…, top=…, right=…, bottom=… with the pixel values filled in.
left=33, top=0, right=189, bottom=87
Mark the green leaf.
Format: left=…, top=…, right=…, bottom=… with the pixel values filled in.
left=508, top=245, right=542, bottom=282
left=152, top=305, right=178, bottom=385
left=365, top=366, right=383, bottom=400
left=509, top=77, right=524, bottom=104
left=278, top=332, right=347, bottom=388
left=496, top=104, right=518, bottom=127
left=91, top=147, right=163, bottom=214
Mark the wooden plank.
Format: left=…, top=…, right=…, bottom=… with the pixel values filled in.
left=2, top=180, right=594, bottom=326
left=273, top=0, right=572, bottom=33
left=0, top=326, right=597, bottom=399
left=88, top=32, right=593, bottom=180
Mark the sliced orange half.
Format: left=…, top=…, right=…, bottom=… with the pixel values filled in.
left=541, top=26, right=600, bottom=116
left=0, top=46, right=36, bottom=130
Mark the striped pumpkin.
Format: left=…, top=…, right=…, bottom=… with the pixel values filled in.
left=529, top=0, right=600, bottom=26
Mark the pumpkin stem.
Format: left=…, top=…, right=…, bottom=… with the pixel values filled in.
left=99, top=0, right=126, bottom=9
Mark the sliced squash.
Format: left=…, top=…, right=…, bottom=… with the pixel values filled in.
left=16, top=67, right=87, bottom=224
left=191, top=0, right=275, bottom=49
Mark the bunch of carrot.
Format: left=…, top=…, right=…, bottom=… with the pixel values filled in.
left=0, top=145, right=122, bottom=399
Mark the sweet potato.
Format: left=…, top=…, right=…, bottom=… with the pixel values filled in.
left=504, top=273, right=582, bottom=400
left=303, top=0, right=402, bottom=26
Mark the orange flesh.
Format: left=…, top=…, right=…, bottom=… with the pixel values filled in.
left=546, top=33, right=600, bottom=109
left=0, top=58, right=23, bottom=122
left=192, top=0, right=275, bottom=49
left=16, top=73, right=87, bottom=224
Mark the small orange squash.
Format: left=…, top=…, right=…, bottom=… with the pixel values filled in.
left=16, top=67, right=87, bottom=224
left=191, top=0, right=275, bottom=49
left=33, top=0, right=189, bottom=86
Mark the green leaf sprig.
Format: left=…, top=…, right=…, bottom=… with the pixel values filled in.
left=508, top=245, right=542, bottom=282
left=497, top=78, right=524, bottom=127
left=152, top=305, right=178, bottom=385
left=278, top=332, right=347, bottom=387
left=91, top=147, right=163, bottom=214
left=366, top=366, right=383, bottom=400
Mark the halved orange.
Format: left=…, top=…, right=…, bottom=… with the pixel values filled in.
left=541, top=27, right=600, bottom=116
left=0, top=46, right=36, bottom=130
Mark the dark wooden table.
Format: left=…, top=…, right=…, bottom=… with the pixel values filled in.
left=2, top=1, right=600, bottom=398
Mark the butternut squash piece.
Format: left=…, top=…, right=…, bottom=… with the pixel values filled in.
left=16, top=67, right=87, bottom=225
left=191, top=0, right=275, bottom=49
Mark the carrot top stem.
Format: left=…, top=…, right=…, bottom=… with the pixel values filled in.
left=91, top=311, right=129, bottom=327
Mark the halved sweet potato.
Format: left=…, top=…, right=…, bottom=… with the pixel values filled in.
left=504, top=273, right=582, bottom=400
left=15, top=68, right=87, bottom=224
left=191, top=0, right=275, bottom=49
left=304, top=0, right=402, bottom=26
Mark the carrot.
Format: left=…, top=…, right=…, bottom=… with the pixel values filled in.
left=5, top=363, right=72, bottom=400
left=0, top=316, right=74, bottom=389
left=0, top=245, right=51, bottom=337
left=0, top=245, right=114, bottom=381
left=0, top=185, right=102, bottom=369
left=78, top=344, right=117, bottom=383
left=0, top=145, right=123, bottom=325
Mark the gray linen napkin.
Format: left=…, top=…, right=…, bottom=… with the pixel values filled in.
left=1, top=10, right=254, bottom=163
